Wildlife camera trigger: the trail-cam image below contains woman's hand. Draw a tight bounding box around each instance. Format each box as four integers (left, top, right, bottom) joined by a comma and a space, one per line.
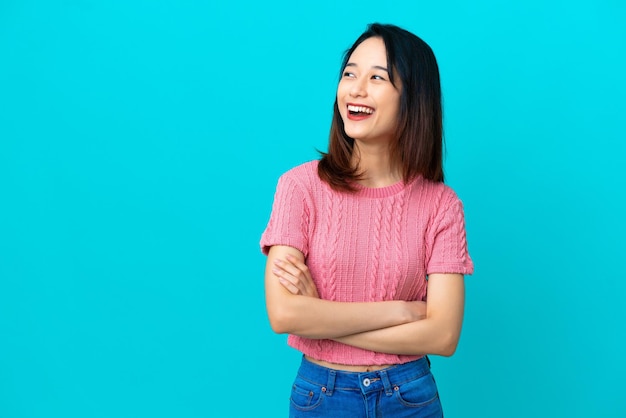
272, 254, 319, 298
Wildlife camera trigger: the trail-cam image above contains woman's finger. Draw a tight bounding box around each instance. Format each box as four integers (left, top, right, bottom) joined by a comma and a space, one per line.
273, 258, 302, 278
273, 257, 319, 298
278, 277, 301, 295
273, 267, 306, 295
274, 258, 310, 287
285, 254, 312, 277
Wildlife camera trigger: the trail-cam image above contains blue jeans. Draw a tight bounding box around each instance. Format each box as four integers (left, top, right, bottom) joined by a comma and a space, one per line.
289, 356, 443, 417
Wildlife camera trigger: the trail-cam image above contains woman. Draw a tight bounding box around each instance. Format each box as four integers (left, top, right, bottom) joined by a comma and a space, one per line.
260, 23, 473, 417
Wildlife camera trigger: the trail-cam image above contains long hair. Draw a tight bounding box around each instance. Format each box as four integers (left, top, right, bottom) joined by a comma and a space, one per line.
318, 23, 444, 191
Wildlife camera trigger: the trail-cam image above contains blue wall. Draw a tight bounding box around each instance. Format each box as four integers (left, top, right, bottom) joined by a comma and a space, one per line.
1, 1, 624, 417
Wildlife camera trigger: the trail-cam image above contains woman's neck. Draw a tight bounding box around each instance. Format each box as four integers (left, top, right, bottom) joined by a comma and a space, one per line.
351, 142, 401, 188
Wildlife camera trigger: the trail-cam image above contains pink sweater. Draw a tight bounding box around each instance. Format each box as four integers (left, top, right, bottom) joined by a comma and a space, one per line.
261, 160, 474, 365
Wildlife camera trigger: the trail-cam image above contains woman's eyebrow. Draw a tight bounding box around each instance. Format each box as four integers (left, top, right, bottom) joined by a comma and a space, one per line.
345, 62, 389, 73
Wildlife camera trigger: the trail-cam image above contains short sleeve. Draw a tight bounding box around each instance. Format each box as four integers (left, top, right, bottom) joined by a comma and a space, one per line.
260, 174, 310, 257
426, 190, 474, 275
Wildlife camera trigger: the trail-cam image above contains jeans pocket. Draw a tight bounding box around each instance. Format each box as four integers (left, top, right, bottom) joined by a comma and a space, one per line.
290, 376, 324, 411
393, 372, 440, 408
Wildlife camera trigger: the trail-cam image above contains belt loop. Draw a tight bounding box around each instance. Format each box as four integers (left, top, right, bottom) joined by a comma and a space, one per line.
325, 370, 336, 396
379, 370, 393, 396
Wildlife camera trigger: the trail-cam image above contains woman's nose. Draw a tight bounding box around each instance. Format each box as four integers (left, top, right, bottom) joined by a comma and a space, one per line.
349, 78, 367, 97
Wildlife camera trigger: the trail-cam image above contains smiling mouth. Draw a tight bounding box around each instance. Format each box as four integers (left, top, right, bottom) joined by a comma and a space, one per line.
348, 104, 374, 116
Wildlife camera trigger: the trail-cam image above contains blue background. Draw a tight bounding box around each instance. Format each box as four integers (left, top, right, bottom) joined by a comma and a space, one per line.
1, 1, 625, 417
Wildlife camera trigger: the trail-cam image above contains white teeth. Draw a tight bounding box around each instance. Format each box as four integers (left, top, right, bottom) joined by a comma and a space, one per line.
348, 105, 374, 114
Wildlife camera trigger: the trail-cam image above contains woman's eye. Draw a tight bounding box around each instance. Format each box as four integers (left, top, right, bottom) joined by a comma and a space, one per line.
343, 71, 355, 78
372, 74, 385, 81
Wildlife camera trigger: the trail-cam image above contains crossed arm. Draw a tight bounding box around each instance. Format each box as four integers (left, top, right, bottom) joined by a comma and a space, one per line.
264, 245, 465, 357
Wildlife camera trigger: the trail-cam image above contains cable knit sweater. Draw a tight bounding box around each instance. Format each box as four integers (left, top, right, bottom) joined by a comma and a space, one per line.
260, 160, 474, 366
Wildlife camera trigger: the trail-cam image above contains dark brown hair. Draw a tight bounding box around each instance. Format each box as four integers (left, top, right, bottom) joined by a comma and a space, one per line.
318, 23, 444, 191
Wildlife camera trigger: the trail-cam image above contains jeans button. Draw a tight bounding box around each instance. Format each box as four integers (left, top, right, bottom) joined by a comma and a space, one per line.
363, 378, 371, 387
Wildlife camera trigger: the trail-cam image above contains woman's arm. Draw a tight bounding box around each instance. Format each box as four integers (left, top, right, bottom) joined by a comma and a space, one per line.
334, 273, 465, 357
265, 245, 425, 339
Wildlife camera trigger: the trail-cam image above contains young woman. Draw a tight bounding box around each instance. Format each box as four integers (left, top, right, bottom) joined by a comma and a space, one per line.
260, 23, 474, 417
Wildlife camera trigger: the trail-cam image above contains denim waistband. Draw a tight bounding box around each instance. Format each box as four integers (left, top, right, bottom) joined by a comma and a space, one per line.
296, 356, 432, 396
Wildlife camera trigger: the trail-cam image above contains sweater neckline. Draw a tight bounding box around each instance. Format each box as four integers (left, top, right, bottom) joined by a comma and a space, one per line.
352, 177, 416, 198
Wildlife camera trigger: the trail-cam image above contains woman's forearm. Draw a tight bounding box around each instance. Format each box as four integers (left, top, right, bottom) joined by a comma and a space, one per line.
334, 273, 466, 357
268, 295, 423, 339
333, 317, 459, 357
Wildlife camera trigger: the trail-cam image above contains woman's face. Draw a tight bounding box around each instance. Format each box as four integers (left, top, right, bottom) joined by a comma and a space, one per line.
337, 37, 401, 145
